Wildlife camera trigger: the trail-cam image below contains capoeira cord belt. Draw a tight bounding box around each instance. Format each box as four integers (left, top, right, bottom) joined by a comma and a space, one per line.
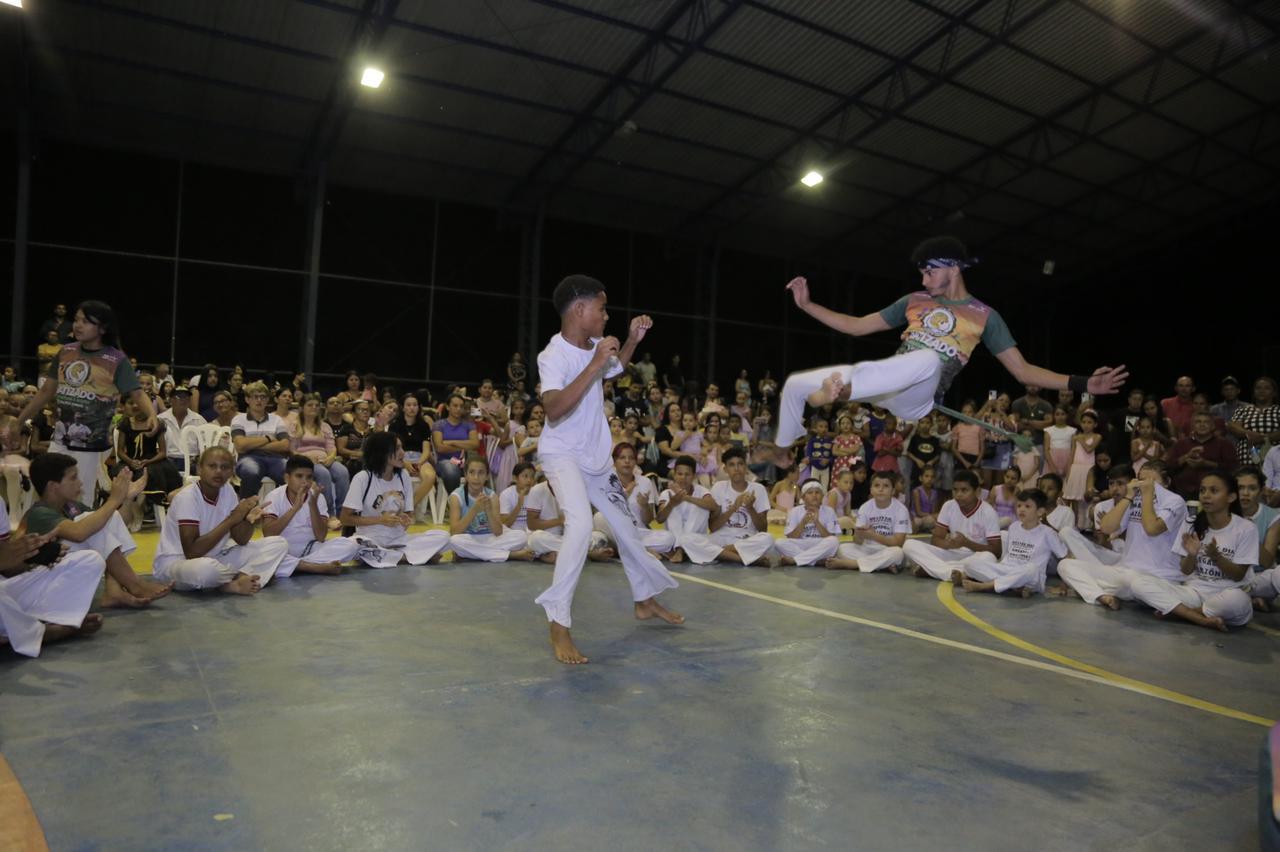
935, 404, 1034, 452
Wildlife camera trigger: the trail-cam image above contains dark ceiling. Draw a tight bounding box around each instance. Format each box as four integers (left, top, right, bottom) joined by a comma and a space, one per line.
4, 0, 1280, 280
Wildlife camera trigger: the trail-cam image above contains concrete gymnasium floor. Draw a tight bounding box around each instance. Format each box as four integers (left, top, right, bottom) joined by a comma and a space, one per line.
1, 525, 1276, 850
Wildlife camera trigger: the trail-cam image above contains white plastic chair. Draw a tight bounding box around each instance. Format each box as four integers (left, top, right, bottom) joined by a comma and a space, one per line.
179, 424, 233, 486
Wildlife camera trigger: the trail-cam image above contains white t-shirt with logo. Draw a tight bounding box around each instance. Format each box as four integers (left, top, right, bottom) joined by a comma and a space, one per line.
342, 470, 414, 548
1002, 522, 1069, 590
536, 333, 623, 475
524, 482, 563, 535
659, 485, 712, 536
499, 485, 531, 531
784, 505, 840, 538
262, 485, 329, 552
154, 482, 238, 571
1172, 514, 1258, 594
1118, 484, 1186, 582
856, 498, 913, 538
710, 480, 770, 535
935, 499, 1003, 549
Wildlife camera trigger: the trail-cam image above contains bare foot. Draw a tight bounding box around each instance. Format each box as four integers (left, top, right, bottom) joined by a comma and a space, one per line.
1047, 584, 1071, 597
1097, 594, 1120, 611
220, 573, 261, 595
806, 372, 847, 406
779, 556, 796, 566
134, 578, 174, 600
824, 557, 858, 570
635, 597, 684, 624
1253, 596, 1271, 613
589, 547, 616, 561
549, 622, 587, 664
509, 549, 536, 562
1019, 587, 1032, 598
1204, 615, 1228, 633
44, 613, 105, 643
539, 552, 557, 564
911, 565, 929, 578
886, 564, 900, 574
101, 576, 150, 609
950, 569, 964, 586
296, 560, 343, 575
669, 548, 684, 564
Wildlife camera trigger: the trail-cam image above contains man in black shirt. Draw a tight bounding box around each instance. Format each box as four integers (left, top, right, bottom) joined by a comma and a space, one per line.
38, 303, 73, 343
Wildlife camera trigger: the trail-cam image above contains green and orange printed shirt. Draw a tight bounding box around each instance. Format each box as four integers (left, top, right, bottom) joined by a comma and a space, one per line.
46, 343, 140, 452
879, 292, 1016, 399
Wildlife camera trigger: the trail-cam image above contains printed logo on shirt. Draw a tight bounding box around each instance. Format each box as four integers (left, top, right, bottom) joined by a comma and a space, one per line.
1195, 539, 1237, 581
605, 473, 635, 524
920, 307, 957, 337
372, 490, 406, 515
63, 359, 91, 387
1007, 536, 1038, 564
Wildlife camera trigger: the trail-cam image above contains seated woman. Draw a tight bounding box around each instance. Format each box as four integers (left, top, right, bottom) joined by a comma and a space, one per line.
336, 371, 363, 412
273, 388, 298, 433
151, 447, 288, 595
388, 393, 438, 514
447, 455, 531, 562
291, 393, 350, 525
336, 399, 373, 477
340, 432, 450, 568
591, 443, 675, 557
774, 479, 840, 567
432, 393, 479, 496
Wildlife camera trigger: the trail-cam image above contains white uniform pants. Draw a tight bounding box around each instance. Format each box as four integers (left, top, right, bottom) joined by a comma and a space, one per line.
710, 529, 776, 566
1249, 568, 1278, 601
449, 529, 529, 562
593, 511, 675, 554
535, 454, 678, 628
775, 535, 839, 566
673, 533, 725, 564
355, 530, 451, 568
154, 538, 288, 591
777, 350, 941, 446
835, 542, 906, 573
51, 444, 108, 507
1060, 527, 1124, 567
528, 529, 609, 556
0, 551, 106, 657
1055, 559, 1141, 605
277, 536, 360, 578
957, 552, 1042, 594
66, 510, 137, 560
903, 539, 976, 581
1129, 575, 1253, 626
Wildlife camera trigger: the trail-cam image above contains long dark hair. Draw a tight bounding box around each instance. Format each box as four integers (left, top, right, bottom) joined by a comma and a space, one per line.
76, 300, 121, 349
362, 431, 401, 477
1191, 469, 1243, 537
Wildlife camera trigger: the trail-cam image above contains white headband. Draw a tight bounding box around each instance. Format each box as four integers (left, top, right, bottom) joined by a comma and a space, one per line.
801, 481, 825, 496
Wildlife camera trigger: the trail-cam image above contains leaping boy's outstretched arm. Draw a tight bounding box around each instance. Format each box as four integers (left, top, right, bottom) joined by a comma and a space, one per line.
786, 277, 891, 337
994, 347, 1129, 397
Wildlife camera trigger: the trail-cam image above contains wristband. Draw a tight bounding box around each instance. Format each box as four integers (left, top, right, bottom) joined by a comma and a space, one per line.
1068, 374, 1089, 394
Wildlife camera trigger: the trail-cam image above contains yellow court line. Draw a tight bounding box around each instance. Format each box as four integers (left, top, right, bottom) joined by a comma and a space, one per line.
936, 583, 1274, 728
666, 570, 1272, 728
1249, 621, 1280, 638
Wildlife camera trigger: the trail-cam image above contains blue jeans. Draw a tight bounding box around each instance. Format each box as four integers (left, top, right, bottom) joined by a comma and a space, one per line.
435, 458, 463, 494
312, 461, 350, 515
237, 453, 287, 498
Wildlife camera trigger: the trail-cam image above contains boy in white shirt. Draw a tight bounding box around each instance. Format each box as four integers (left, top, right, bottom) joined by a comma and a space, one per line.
957, 488, 1068, 596
656, 455, 721, 564
774, 479, 840, 566
1058, 465, 1131, 569
825, 470, 910, 572
498, 462, 537, 533
708, 447, 776, 566
533, 276, 682, 664
903, 470, 1003, 581
260, 455, 358, 577
153, 447, 288, 595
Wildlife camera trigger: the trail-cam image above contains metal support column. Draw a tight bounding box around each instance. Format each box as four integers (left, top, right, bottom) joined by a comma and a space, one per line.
168, 161, 185, 365
425, 199, 439, 380
9, 110, 30, 367
706, 240, 720, 386
299, 169, 325, 381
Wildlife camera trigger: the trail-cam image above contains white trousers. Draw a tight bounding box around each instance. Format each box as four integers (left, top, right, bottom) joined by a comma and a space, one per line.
154, 538, 288, 591
592, 511, 676, 554
449, 529, 529, 562
51, 444, 107, 506
355, 530, 451, 568
775, 535, 839, 566
277, 536, 360, 578
0, 551, 106, 657
1055, 559, 1142, 605
535, 454, 678, 628
835, 542, 906, 573
777, 350, 941, 446
673, 533, 725, 564
957, 552, 1043, 593
1249, 568, 1278, 601
1129, 575, 1253, 626
1059, 527, 1124, 567
67, 510, 137, 560
710, 528, 776, 566
528, 528, 609, 556
903, 539, 977, 581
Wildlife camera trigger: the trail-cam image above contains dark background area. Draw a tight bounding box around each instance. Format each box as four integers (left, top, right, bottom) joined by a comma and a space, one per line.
2, 135, 1274, 407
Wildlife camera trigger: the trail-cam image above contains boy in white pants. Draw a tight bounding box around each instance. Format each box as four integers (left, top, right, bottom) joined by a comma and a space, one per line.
774, 479, 840, 566
1, 497, 106, 657
592, 442, 675, 557
1057, 465, 1131, 571
153, 447, 288, 595
525, 479, 613, 562
957, 488, 1068, 596
708, 447, 776, 566
825, 470, 910, 572
903, 470, 1002, 580
656, 455, 721, 564
533, 275, 682, 664
260, 455, 359, 577
448, 455, 532, 562
1054, 461, 1186, 610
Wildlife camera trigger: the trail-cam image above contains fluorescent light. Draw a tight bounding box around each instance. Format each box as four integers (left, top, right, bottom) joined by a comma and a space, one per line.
1, 0, 24, 8
360, 67, 385, 88
801, 170, 823, 187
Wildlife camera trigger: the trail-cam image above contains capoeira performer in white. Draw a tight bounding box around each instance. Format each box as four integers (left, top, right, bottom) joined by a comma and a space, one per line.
152, 447, 288, 595
1, 497, 106, 657
902, 470, 1003, 580
447, 455, 532, 562
768, 235, 1128, 465
655, 455, 721, 564
1128, 469, 1257, 631
709, 447, 776, 566
339, 432, 450, 568
825, 470, 910, 573
534, 275, 682, 664
774, 479, 840, 566
956, 488, 1068, 597
1052, 460, 1186, 610
259, 455, 359, 577
592, 442, 675, 558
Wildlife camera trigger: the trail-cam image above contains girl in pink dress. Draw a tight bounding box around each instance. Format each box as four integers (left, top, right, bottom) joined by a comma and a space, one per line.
987, 467, 1020, 529
1062, 409, 1102, 509
1043, 406, 1077, 478
1130, 416, 1163, 475
830, 414, 863, 477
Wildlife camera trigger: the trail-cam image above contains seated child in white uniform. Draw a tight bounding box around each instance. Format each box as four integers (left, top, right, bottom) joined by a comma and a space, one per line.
903, 469, 1002, 580
774, 478, 840, 566
524, 479, 612, 564
260, 455, 359, 577
826, 470, 911, 572
592, 442, 675, 557
1234, 466, 1280, 610
656, 455, 721, 564
1058, 465, 1131, 570
448, 455, 531, 562
499, 462, 537, 535
956, 487, 1068, 597
707, 447, 775, 566
340, 433, 450, 568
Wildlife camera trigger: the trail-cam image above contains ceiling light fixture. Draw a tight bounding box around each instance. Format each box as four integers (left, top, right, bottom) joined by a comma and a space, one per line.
1, 0, 25, 9
360, 67, 385, 88
801, 171, 824, 187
